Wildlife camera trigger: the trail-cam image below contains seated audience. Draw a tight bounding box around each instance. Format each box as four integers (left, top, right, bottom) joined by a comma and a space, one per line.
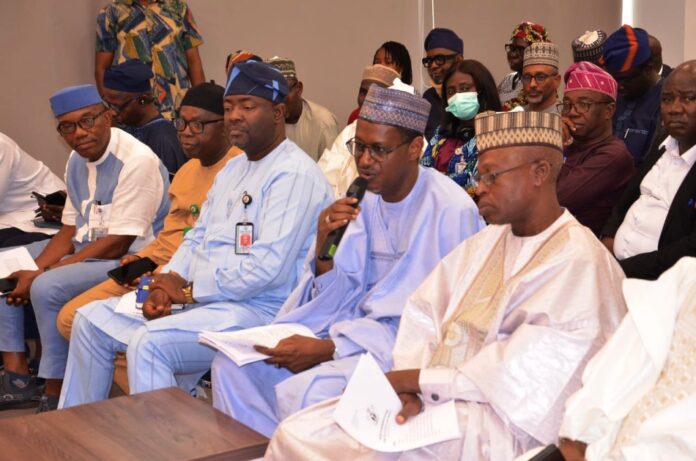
95, 0, 205, 119
602, 60, 696, 280
601, 25, 663, 166
56, 82, 238, 340
102, 59, 188, 176
0, 133, 65, 247
422, 28, 464, 140
318, 65, 400, 197
527, 257, 696, 461
266, 111, 627, 460
498, 21, 550, 111
266, 56, 340, 161
0, 84, 169, 411
557, 62, 635, 235
346, 41, 413, 125
58, 61, 333, 408
571, 30, 607, 65
211, 84, 484, 437
522, 42, 561, 113
420, 59, 502, 197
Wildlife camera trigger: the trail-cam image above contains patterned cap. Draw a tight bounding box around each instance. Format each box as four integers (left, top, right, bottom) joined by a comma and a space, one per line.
359, 85, 431, 134
510, 21, 549, 45
362, 65, 400, 87
225, 61, 289, 103
265, 56, 297, 79
50, 84, 103, 117
572, 30, 607, 64
600, 25, 651, 73
564, 61, 617, 101
475, 111, 563, 154
523, 42, 559, 69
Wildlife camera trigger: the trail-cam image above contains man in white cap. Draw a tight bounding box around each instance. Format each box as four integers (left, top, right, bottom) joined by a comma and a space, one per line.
210, 83, 484, 437
266, 111, 627, 460
522, 42, 562, 113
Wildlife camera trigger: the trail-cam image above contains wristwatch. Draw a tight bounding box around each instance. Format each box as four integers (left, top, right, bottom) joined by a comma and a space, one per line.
181, 281, 196, 304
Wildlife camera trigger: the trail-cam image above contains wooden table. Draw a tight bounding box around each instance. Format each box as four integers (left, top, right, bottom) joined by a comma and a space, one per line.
0, 387, 268, 461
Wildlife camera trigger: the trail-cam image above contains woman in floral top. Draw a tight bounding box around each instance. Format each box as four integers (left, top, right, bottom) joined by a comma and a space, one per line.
421, 60, 501, 198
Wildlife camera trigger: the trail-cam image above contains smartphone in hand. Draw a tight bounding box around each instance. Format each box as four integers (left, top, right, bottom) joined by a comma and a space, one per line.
107, 257, 158, 285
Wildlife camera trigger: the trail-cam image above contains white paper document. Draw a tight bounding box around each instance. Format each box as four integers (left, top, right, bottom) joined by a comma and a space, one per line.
114, 290, 143, 318
0, 247, 39, 278
198, 323, 318, 366
333, 353, 461, 453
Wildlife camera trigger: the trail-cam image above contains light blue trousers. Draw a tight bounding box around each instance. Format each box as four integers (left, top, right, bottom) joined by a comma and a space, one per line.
0, 240, 119, 379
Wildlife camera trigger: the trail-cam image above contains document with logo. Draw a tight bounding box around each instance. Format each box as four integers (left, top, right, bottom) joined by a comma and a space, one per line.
0, 247, 39, 278
333, 353, 461, 453
198, 323, 318, 366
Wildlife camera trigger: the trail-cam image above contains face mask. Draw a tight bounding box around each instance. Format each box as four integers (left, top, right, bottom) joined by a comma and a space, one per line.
445, 92, 480, 120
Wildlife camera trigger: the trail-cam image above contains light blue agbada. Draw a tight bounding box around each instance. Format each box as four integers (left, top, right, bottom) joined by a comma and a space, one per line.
59, 139, 333, 408
212, 166, 486, 437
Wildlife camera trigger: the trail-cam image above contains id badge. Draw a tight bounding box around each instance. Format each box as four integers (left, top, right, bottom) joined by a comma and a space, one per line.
135, 276, 153, 309
88, 203, 111, 241
235, 222, 254, 254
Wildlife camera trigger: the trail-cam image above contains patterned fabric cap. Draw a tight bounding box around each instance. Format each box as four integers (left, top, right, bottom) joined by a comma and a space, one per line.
510, 21, 549, 45
359, 85, 431, 134
523, 42, 559, 69
475, 111, 563, 153
225, 61, 288, 103
50, 84, 104, 117
266, 56, 297, 79
362, 65, 400, 87
572, 30, 607, 63
564, 61, 618, 101
600, 25, 651, 73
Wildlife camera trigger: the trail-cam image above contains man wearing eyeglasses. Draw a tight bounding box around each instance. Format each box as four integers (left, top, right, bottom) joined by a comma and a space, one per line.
102, 59, 187, 177
521, 42, 562, 114
422, 28, 464, 140
0, 84, 169, 412
55, 82, 239, 342
266, 111, 626, 461
600, 25, 663, 167
209, 83, 483, 438
59, 61, 334, 409
556, 62, 635, 236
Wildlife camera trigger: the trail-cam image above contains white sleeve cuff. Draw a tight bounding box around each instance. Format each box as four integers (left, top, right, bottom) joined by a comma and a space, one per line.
419, 367, 458, 404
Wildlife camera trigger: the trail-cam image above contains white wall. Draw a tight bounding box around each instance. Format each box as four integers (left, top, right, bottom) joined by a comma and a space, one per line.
632, 0, 685, 67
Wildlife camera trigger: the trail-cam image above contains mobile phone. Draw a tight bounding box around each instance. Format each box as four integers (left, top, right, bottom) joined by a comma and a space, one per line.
0, 278, 18, 295
107, 257, 158, 285
528, 445, 565, 461
31, 191, 47, 204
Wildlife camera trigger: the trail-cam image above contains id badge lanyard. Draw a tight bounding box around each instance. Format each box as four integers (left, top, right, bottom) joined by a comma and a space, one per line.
235, 191, 254, 255
89, 200, 109, 241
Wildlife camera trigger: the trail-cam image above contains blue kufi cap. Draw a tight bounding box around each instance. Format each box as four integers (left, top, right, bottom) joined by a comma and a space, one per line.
103, 59, 154, 93
50, 84, 104, 117
224, 61, 289, 103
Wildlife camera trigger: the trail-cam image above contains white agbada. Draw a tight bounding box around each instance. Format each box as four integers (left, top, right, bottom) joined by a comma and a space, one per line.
266, 210, 627, 460
549, 257, 696, 461
317, 121, 358, 198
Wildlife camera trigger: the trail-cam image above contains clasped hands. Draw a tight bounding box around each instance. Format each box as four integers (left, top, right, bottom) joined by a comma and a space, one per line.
141, 271, 187, 320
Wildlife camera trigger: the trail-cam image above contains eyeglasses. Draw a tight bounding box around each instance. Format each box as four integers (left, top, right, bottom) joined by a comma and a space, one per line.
520, 72, 558, 84
173, 118, 224, 134
422, 53, 458, 68
105, 95, 141, 113
473, 160, 539, 186
346, 138, 409, 162
504, 44, 527, 55
557, 100, 613, 115
56, 108, 109, 135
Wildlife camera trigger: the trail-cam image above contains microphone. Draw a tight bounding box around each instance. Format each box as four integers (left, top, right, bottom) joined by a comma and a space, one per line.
318, 177, 368, 261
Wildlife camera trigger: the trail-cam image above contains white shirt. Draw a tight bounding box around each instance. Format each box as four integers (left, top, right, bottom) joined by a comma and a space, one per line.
0, 132, 65, 232
614, 136, 696, 259
285, 99, 340, 162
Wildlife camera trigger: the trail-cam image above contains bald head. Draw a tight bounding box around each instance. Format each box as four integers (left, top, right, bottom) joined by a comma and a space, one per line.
648, 35, 663, 71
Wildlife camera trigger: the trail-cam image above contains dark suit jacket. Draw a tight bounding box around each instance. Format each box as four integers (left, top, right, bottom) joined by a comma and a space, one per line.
602, 129, 696, 279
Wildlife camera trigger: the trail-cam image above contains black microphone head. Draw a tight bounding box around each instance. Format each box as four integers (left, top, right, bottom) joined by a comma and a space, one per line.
346, 177, 368, 201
